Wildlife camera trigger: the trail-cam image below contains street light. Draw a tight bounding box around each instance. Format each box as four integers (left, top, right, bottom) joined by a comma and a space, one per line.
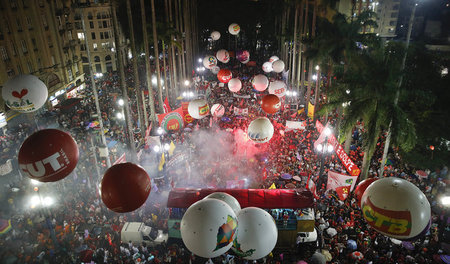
157, 127, 164, 135
116, 112, 124, 119
316, 127, 334, 188
153, 145, 161, 153
117, 98, 124, 106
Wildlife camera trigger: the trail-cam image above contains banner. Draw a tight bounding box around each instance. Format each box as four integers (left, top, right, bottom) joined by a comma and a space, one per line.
326, 171, 358, 200
113, 153, 126, 165
233, 107, 248, 116
158, 153, 165, 171
307, 102, 315, 119
226, 179, 246, 189
168, 141, 176, 156
314, 122, 330, 150
163, 97, 171, 113
166, 152, 187, 169
306, 175, 318, 199
285, 120, 306, 131
181, 102, 194, 126
157, 107, 184, 132
316, 120, 361, 176
233, 94, 251, 99
0, 159, 13, 176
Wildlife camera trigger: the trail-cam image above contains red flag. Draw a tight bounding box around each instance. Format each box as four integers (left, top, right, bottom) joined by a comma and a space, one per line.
306, 175, 318, 199
113, 153, 126, 165
163, 97, 171, 113
326, 171, 358, 201
262, 167, 268, 181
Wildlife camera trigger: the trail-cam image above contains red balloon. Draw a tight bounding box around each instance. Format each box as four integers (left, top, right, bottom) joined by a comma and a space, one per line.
18, 129, 79, 182
101, 162, 151, 213
217, 69, 232, 83
354, 178, 379, 207
261, 94, 281, 114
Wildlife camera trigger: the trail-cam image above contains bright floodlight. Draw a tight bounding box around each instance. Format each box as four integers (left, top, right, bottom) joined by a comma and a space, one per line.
157, 127, 164, 135
286, 91, 291, 96
324, 127, 332, 136
184, 80, 190, 86
152, 76, 157, 85
198, 58, 202, 63
182, 92, 187, 97
346, 89, 350, 94
30, 179, 41, 186
189, 92, 194, 97
316, 144, 323, 152
42, 197, 54, 207
315, 65, 320, 71
164, 143, 170, 151
117, 99, 124, 106
312, 74, 317, 81
116, 112, 124, 119
153, 145, 161, 153
292, 91, 298, 97
30, 195, 40, 208
441, 196, 450, 206
327, 144, 334, 153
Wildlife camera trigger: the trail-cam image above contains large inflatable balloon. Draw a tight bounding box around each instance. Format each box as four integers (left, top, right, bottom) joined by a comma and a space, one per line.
269, 56, 279, 63
18, 129, 79, 182
268, 81, 287, 97
247, 117, 274, 143
272, 60, 285, 73
232, 207, 277, 260
211, 31, 221, 41
204, 192, 241, 215
2, 74, 48, 113
361, 177, 431, 240
251, 75, 269, 92
262, 62, 273, 73
354, 178, 379, 207
261, 94, 281, 114
188, 99, 210, 119
236, 50, 250, 63
203, 56, 217, 69
228, 23, 240, 35
216, 49, 230, 63
228, 78, 242, 93
217, 69, 232, 83
181, 199, 238, 258
211, 66, 220, 75
101, 162, 151, 213
210, 103, 225, 118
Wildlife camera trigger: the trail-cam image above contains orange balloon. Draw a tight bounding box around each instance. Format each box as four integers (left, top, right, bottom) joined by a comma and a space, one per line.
217, 69, 232, 83
261, 94, 281, 114
101, 163, 151, 213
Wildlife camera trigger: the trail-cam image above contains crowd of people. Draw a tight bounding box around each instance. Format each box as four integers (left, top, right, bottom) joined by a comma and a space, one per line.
0, 60, 449, 264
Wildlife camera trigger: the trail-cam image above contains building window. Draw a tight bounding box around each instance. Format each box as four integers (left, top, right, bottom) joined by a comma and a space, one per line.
48, 36, 52, 47
67, 30, 72, 40
37, 58, 42, 69
51, 55, 55, 65
7, 69, 15, 77
26, 16, 32, 29
98, 21, 103, 28
105, 55, 111, 61
27, 60, 33, 73
16, 18, 22, 31
103, 21, 107, 28
38, 0, 44, 7
90, 21, 94, 29
75, 22, 81, 29
80, 44, 86, 51
68, 68, 73, 81
94, 56, 100, 62
82, 56, 88, 63
17, 64, 22, 74
74, 62, 79, 73
31, 38, 37, 50
41, 14, 48, 28
77, 32, 85, 40
91, 32, 96, 39
10, 0, 18, 9
105, 31, 109, 39
20, 40, 27, 53
93, 43, 98, 51
0, 46, 9, 61
389, 20, 396, 26
97, 12, 101, 19
10, 41, 17, 55
393, 4, 399, 10
391, 12, 398, 18
95, 64, 101, 73
88, 12, 93, 19
100, 32, 104, 39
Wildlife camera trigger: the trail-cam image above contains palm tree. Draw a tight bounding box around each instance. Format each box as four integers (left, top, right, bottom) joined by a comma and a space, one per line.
151, 0, 164, 113
320, 44, 416, 179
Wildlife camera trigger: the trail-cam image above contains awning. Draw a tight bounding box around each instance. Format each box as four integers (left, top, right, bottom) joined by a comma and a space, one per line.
167, 188, 314, 209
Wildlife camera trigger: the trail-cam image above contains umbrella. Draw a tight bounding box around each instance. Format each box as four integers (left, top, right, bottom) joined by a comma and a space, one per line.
0, 219, 12, 235
293, 176, 301, 181
221, 116, 231, 122
326, 227, 337, 237
350, 251, 364, 260
281, 173, 292, 180
183, 127, 192, 132
416, 170, 428, 178
402, 241, 415, 250
310, 252, 326, 264
321, 249, 332, 262
441, 255, 450, 264
285, 183, 296, 189
347, 239, 357, 250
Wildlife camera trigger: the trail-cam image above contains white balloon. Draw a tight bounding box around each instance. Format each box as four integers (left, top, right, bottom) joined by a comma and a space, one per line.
228, 78, 242, 93
188, 99, 210, 119
228, 23, 240, 35
211, 66, 220, 75
203, 56, 217, 69
251, 75, 269, 92
247, 117, 274, 144
181, 199, 238, 259
210, 103, 225, 118
262, 62, 273, 73
361, 177, 431, 240
268, 81, 287, 98
211, 31, 221, 41
269, 56, 279, 63
216, 49, 230, 63
232, 207, 278, 260
272, 60, 285, 73
204, 192, 241, 215
2, 74, 48, 113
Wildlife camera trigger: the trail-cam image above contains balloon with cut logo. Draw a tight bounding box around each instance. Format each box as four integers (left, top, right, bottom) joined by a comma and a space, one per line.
203, 56, 218, 70
269, 56, 279, 63
101, 162, 151, 213
361, 177, 431, 240
261, 94, 281, 114
18, 129, 79, 182
210, 103, 225, 118
228, 78, 242, 93
272, 60, 285, 73
232, 207, 278, 260
216, 49, 230, 63
262, 62, 273, 73
217, 69, 232, 83
354, 178, 379, 207
228, 23, 240, 35
204, 192, 241, 214
247, 117, 274, 144
2, 74, 48, 113
188, 99, 210, 119
211, 31, 221, 41
181, 198, 238, 258
251, 74, 269, 92
268, 81, 287, 97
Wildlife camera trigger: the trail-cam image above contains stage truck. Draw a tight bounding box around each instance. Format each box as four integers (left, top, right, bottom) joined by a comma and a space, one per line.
166, 188, 316, 248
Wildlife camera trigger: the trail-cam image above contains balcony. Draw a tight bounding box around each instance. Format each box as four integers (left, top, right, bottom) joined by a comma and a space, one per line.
66, 23, 73, 30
